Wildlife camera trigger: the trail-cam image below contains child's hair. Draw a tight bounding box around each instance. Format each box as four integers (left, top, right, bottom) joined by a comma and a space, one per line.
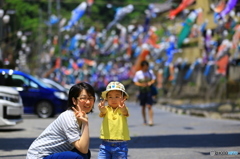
67, 82, 95, 112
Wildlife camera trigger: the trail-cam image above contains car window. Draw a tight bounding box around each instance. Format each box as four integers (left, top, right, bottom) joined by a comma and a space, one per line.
29, 80, 38, 89
12, 75, 26, 87
0, 73, 8, 86
0, 74, 26, 87
12, 75, 39, 89
0, 70, 45, 89
0, 74, 5, 85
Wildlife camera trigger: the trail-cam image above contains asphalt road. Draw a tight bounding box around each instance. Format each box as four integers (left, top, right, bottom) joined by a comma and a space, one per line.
0, 101, 240, 159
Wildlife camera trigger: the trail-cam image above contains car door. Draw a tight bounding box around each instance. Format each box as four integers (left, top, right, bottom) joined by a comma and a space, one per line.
11, 74, 41, 114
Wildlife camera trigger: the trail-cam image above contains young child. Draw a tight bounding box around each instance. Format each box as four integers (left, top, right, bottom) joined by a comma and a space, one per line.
98, 81, 130, 159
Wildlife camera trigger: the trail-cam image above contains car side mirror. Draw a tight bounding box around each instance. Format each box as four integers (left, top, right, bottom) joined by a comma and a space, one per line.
22, 84, 29, 90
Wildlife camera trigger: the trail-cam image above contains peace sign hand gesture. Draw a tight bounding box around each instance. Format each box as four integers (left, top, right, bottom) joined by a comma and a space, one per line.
118, 99, 128, 116
98, 98, 107, 114
118, 98, 126, 109
72, 105, 88, 125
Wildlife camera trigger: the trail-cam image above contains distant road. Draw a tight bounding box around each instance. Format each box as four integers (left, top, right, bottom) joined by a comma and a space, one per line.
0, 101, 240, 159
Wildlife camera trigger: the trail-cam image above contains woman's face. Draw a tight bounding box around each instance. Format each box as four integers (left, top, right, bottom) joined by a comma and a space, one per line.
142, 64, 149, 72
73, 89, 94, 113
107, 90, 125, 109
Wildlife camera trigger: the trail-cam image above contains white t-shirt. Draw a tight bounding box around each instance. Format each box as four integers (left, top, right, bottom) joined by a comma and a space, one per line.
133, 69, 156, 83
133, 69, 156, 93
26, 109, 81, 159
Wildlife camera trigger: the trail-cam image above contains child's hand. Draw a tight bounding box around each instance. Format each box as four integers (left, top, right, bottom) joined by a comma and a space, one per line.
118, 98, 126, 109
72, 105, 88, 124
98, 99, 106, 112
119, 99, 128, 116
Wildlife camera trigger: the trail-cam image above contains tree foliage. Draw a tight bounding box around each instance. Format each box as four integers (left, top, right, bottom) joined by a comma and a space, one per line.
3, 0, 153, 37
2, 0, 165, 71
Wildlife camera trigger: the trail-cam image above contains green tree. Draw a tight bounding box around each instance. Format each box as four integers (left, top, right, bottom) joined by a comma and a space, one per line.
2, 0, 164, 72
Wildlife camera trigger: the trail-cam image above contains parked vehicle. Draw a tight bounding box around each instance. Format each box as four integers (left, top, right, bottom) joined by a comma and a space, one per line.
39, 78, 69, 95
0, 86, 23, 126
0, 69, 68, 118
40, 78, 100, 101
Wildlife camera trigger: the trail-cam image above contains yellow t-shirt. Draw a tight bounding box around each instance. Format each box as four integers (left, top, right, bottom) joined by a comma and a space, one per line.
99, 106, 130, 140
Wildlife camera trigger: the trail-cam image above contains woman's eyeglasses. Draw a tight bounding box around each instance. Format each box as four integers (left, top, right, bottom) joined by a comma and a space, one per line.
77, 97, 94, 102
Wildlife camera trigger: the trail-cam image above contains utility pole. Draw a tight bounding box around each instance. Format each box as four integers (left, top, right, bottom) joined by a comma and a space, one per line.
48, 0, 52, 42
57, 0, 61, 56
0, 0, 3, 64
37, 8, 44, 75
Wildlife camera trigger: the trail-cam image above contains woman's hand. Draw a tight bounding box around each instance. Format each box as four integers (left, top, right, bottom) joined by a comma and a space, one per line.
72, 105, 88, 124
141, 82, 148, 87
147, 81, 152, 86
72, 105, 89, 154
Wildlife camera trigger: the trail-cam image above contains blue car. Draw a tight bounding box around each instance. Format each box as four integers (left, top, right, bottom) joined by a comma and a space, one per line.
0, 69, 68, 118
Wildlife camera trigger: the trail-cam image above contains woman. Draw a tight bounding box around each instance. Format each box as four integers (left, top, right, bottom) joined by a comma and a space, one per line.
133, 60, 156, 126
26, 82, 95, 159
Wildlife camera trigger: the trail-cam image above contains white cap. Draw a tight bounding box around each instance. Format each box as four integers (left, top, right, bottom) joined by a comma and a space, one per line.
101, 81, 129, 99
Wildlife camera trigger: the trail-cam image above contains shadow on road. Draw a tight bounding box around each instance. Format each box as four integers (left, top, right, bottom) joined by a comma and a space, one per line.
0, 154, 26, 158
90, 133, 240, 149
0, 133, 239, 153
0, 128, 25, 132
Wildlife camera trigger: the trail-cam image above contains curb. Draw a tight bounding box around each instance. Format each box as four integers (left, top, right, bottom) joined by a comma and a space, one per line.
158, 104, 240, 121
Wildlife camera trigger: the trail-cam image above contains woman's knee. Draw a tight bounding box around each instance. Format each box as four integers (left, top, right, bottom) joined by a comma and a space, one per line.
146, 105, 152, 109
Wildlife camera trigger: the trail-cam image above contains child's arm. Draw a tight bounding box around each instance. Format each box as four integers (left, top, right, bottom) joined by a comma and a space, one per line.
98, 99, 107, 117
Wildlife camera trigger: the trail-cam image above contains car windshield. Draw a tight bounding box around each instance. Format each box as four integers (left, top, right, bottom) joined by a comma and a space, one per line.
37, 78, 66, 91
26, 75, 50, 88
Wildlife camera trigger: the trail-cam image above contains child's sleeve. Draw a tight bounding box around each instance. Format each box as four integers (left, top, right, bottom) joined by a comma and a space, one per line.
99, 107, 107, 117
99, 112, 106, 117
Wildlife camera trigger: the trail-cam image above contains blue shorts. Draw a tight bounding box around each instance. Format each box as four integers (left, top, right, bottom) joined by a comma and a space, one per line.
43, 148, 90, 159
139, 92, 153, 106
98, 140, 128, 159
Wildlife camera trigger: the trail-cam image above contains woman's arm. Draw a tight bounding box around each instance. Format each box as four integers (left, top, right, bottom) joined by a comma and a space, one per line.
148, 70, 156, 86
134, 81, 148, 87
147, 79, 155, 86
72, 122, 89, 154
72, 108, 90, 154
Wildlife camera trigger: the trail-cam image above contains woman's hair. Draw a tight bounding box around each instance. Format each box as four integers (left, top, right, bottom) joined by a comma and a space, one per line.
140, 60, 149, 67
67, 82, 95, 113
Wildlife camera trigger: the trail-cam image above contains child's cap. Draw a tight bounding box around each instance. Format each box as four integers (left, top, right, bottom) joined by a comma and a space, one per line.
101, 81, 129, 99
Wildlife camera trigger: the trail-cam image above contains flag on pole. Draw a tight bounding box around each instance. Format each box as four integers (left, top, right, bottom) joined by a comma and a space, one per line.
177, 9, 201, 48
168, 0, 195, 20
45, 15, 59, 26
219, 0, 238, 19
106, 4, 134, 30
61, 2, 87, 31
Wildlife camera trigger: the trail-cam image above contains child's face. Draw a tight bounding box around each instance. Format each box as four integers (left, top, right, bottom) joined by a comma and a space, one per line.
107, 90, 125, 108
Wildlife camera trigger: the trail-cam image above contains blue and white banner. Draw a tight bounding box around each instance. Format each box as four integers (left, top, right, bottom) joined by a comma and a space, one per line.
61, 2, 87, 31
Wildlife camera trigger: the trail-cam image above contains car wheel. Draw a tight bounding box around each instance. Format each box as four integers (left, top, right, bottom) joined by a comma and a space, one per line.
36, 101, 53, 118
